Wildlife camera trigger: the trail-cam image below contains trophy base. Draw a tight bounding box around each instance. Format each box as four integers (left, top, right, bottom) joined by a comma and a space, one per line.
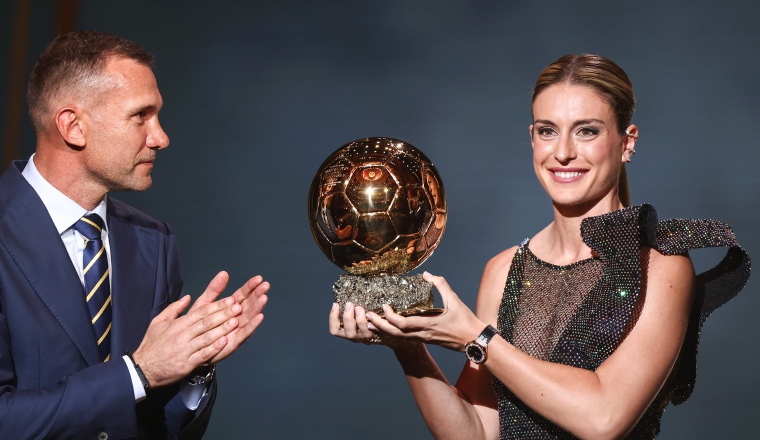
333, 273, 442, 316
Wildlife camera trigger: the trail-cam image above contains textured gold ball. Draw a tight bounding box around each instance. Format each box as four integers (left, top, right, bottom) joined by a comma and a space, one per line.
308, 137, 447, 275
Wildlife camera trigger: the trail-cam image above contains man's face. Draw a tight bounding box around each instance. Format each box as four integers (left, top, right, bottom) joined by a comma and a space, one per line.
79, 57, 169, 193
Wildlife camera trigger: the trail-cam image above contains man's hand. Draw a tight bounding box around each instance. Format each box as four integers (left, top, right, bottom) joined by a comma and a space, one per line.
191, 272, 270, 364
131, 271, 269, 387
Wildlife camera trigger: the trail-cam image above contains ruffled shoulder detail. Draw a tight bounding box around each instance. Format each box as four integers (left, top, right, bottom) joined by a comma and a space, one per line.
580, 204, 751, 404
655, 217, 751, 403
656, 217, 750, 321
548, 204, 658, 369
580, 204, 658, 254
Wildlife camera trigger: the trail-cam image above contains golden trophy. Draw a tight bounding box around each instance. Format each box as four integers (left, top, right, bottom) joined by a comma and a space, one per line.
308, 137, 447, 316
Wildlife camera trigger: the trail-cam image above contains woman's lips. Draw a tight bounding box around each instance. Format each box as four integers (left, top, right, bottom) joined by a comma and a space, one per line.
549, 168, 587, 183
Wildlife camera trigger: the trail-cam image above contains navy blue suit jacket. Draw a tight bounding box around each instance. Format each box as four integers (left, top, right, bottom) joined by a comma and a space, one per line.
0, 161, 215, 439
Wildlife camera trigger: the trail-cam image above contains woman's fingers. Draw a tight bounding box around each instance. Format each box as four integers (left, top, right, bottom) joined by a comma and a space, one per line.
383, 304, 431, 331
423, 271, 454, 295
327, 274, 482, 352
353, 306, 375, 340
381, 303, 407, 328
342, 302, 359, 338
422, 271, 454, 310
328, 302, 383, 345
366, 310, 403, 336
328, 302, 343, 337
331, 300, 455, 347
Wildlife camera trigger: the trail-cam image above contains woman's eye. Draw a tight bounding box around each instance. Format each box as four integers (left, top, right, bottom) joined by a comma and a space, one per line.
577, 127, 599, 137
536, 127, 556, 137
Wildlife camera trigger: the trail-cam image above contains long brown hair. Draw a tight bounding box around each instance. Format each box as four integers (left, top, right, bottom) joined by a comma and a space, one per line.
532, 54, 636, 207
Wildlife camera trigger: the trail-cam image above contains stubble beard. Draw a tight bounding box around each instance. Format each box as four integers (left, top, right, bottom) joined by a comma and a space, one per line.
120, 153, 157, 192
98, 163, 154, 193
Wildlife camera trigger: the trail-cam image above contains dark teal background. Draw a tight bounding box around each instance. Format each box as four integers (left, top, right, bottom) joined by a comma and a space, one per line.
1, 1, 758, 438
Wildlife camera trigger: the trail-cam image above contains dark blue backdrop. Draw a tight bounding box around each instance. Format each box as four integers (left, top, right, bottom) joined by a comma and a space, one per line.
1, 1, 758, 438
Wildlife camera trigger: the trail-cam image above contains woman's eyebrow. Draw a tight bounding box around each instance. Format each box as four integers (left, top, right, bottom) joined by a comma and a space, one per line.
532, 119, 555, 125
572, 118, 606, 126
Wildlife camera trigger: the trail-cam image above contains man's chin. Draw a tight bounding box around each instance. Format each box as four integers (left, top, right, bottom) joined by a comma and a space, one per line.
132, 180, 153, 192
112, 178, 153, 193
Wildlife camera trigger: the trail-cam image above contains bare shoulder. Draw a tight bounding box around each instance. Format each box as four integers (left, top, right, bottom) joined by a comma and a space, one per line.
476, 245, 520, 324
644, 247, 695, 285
641, 247, 695, 309
485, 246, 519, 274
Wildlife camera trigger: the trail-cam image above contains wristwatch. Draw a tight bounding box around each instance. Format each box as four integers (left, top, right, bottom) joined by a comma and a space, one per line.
465, 325, 498, 364
187, 364, 216, 386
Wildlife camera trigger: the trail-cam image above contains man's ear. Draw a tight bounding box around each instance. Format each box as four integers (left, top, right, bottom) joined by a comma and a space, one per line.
54, 107, 86, 147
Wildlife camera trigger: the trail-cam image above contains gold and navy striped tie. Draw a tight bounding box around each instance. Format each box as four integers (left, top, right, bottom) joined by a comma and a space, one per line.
74, 214, 112, 363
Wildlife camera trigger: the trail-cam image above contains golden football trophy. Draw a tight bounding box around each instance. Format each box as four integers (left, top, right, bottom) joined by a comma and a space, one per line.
308, 137, 447, 315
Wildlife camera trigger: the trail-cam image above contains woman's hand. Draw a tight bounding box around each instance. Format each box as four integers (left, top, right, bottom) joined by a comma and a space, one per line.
328, 271, 502, 440
329, 301, 414, 349
363, 272, 486, 352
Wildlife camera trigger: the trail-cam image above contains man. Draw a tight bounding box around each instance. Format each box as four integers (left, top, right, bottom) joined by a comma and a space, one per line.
0, 31, 270, 438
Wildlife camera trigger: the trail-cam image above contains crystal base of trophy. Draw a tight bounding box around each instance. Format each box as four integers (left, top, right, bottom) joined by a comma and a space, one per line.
333, 273, 443, 316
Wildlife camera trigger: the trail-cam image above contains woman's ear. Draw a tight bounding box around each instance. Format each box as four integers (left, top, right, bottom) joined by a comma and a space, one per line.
622, 125, 638, 163
529, 125, 534, 150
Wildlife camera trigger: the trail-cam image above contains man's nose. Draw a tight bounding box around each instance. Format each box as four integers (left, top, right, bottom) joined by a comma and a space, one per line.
148, 121, 169, 149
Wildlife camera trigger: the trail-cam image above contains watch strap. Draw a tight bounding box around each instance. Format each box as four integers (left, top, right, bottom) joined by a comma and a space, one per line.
124, 351, 151, 391
475, 324, 498, 346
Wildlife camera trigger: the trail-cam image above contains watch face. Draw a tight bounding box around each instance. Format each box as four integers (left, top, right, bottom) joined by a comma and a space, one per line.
466, 343, 485, 363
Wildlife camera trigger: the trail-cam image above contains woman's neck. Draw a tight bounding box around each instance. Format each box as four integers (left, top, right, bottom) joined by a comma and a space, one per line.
530, 195, 624, 266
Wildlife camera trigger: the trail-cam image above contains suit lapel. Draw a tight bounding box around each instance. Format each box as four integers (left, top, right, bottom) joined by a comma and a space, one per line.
108, 205, 158, 356
0, 163, 160, 363
0, 177, 102, 366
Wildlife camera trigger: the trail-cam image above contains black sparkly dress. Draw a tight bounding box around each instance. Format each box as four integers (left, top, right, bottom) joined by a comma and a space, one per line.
494, 204, 750, 439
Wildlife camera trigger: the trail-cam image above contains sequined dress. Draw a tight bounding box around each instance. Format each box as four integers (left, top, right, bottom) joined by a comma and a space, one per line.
494, 204, 750, 439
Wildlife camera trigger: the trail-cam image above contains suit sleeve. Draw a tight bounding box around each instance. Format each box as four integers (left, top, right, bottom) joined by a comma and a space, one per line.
0, 316, 139, 439
0, 218, 215, 439
155, 226, 216, 440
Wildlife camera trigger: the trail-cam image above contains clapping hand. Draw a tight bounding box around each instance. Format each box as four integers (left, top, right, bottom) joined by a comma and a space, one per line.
133, 271, 269, 387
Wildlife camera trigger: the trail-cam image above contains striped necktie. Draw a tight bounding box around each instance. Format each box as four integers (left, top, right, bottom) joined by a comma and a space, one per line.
74, 214, 112, 362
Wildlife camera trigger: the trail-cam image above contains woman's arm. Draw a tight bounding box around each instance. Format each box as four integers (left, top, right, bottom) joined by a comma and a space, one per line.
327, 247, 518, 440
396, 247, 518, 440
482, 248, 694, 438
329, 304, 490, 440
372, 248, 694, 439
450, 246, 520, 439
392, 342, 491, 440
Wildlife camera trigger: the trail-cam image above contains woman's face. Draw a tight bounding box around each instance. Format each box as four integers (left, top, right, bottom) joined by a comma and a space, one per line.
530, 83, 635, 210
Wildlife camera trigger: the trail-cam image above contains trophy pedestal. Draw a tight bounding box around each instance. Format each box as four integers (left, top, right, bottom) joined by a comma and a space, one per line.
333, 273, 442, 316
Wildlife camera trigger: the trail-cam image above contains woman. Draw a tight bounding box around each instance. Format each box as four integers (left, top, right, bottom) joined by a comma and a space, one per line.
329, 54, 750, 439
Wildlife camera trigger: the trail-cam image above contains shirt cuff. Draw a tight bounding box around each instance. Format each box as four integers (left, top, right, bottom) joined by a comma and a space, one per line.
122, 355, 147, 402
179, 379, 211, 410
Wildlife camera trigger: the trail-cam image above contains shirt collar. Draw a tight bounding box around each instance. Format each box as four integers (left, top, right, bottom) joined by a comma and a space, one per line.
21, 153, 108, 235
